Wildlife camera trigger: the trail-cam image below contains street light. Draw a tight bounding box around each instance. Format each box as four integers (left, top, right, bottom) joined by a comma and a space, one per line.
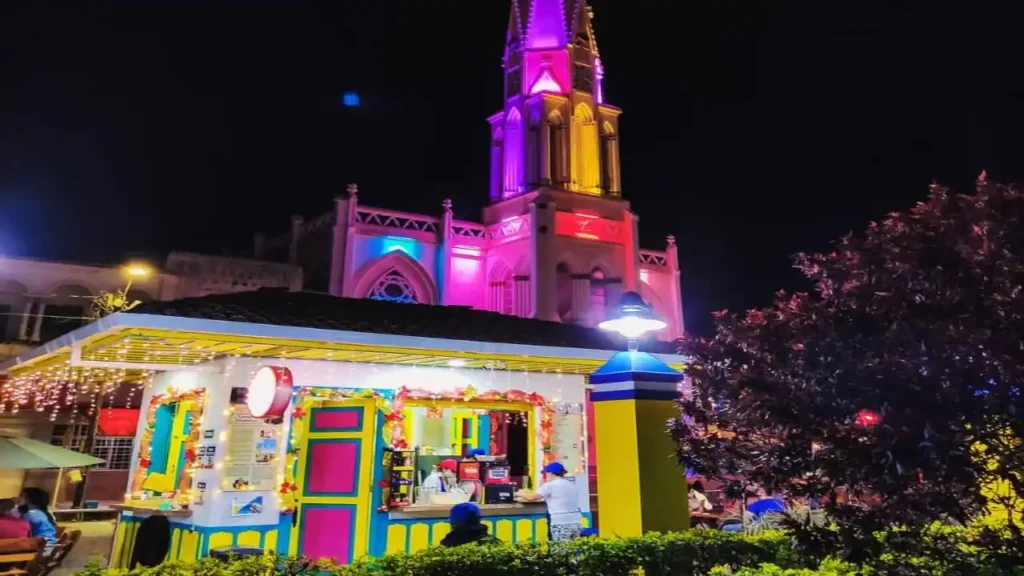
91, 262, 153, 317
598, 291, 667, 348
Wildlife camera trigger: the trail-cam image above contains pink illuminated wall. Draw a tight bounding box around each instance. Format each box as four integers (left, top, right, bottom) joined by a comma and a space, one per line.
524, 51, 570, 96
524, 0, 566, 50
446, 249, 487, 309
554, 211, 624, 244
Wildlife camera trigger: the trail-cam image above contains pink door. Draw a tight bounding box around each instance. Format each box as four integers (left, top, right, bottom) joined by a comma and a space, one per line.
292, 401, 374, 564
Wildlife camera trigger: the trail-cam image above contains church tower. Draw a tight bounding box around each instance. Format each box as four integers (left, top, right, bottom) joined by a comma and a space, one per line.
482, 0, 680, 333
488, 0, 621, 201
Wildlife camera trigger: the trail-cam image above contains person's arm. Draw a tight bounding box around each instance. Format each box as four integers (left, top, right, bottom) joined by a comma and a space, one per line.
517, 483, 549, 502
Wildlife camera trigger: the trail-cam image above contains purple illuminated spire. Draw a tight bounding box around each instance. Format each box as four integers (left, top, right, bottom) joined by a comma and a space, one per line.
525, 0, 567, 49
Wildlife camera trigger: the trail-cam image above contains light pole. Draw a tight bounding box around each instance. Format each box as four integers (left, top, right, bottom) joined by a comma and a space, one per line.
75, 263, 152, 507
91, 263, 152, 318
590, 292, 689, 536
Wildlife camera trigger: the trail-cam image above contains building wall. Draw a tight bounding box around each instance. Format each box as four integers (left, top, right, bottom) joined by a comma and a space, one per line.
275, 190, 683, 341
0, 254, 302, 361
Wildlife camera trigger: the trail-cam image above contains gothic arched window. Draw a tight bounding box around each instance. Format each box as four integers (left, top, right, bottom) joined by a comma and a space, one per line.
503, 108, 522, 198
571, 103, 600, 194
590, 269, 607, 324
369, 269, 418, 303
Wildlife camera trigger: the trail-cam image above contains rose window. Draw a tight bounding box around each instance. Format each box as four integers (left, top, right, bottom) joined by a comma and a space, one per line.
369, 269, 418, 303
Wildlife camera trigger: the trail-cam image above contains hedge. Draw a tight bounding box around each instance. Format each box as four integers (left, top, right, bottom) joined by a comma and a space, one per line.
75, 531, 799, 576
74, 528, 1022, 576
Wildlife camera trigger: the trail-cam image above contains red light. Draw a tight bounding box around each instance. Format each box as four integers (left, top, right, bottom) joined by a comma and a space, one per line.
855, 409, 880, 428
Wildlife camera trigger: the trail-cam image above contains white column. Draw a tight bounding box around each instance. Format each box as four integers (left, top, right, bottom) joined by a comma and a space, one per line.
440, 199, 454, 306
342, 185, 360, 297
490, 140, 502, 201
17, 300, 33, 340
571, 274, 591, 326
329, 194, 350, 297
540, 123, 551, 185
31, 302, 45, 341
666, 235, 684, 338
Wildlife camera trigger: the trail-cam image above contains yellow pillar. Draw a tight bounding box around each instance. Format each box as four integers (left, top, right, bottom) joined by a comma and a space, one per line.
592, 350, 689, 537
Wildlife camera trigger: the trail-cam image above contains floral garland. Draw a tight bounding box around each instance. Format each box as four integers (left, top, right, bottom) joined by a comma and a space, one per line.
131, 387, 206, 502
276, 385, 556, 515
388, 386, 555, 465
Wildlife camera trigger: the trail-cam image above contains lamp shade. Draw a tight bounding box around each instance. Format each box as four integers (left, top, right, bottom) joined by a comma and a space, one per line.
598, 291, 667, 339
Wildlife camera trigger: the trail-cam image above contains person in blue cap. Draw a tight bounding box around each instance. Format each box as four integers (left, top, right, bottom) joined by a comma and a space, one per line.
516, 461, 582, 541
439, 502, 500, 547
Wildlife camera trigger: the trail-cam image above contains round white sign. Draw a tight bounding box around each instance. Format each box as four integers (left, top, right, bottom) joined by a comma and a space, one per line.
247, 366, 293, 418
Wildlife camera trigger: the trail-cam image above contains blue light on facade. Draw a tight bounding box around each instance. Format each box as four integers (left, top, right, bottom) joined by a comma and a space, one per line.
342, 92, 361, 107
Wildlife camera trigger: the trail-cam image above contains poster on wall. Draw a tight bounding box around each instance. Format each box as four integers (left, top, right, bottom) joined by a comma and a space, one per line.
231, 495, 264, 516
551, 403, 585, 474
221, 406, 281, 491
197, 445, 216, 470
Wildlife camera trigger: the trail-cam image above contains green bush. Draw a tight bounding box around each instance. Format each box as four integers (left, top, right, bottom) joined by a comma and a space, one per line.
73, 527, 1022, 576
75, 531, 801, 576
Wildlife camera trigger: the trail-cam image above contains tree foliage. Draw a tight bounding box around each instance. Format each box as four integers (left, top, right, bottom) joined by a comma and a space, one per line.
674, 177, 1024, 561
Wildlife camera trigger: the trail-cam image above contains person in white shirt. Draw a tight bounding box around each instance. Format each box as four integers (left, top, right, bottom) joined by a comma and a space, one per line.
516, 462, 581, 541
689, 481, 713, 513
421, 459, 458, 493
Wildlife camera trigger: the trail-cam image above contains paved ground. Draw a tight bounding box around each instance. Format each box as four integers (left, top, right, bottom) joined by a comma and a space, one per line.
53, 521, 115, 576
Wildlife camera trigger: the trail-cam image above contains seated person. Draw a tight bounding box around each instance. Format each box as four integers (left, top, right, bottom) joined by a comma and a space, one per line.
439, 503, 500, 547
746, 490, 786, 520
689, 481, 713, 513
17, 488, 58, 545
0, 498, 30, 539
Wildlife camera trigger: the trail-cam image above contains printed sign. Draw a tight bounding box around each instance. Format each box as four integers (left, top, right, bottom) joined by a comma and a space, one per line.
551, 403, 585, 474
231, 495, 264, 517
197, 445, 216, 470
195, 482, 207, 506
221, 406, 282, 491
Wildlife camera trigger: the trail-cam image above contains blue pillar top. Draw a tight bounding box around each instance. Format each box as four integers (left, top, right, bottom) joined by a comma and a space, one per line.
590, 351, 682, 401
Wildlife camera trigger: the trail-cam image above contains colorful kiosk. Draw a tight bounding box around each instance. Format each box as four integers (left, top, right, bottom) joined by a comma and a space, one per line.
0, 292, 685, 566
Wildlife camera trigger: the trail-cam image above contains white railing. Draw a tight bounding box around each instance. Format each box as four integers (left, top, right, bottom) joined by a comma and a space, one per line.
639, 250, 668, 267
488, 214, 531, 242
355, 207, 440, 234
451, 221, 487, 239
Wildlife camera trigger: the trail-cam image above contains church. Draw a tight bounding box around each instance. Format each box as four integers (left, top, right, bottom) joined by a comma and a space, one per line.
255, 0, 684, 340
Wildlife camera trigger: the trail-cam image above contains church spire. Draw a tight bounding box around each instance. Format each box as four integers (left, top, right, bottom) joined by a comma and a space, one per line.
491, 0, 621, 202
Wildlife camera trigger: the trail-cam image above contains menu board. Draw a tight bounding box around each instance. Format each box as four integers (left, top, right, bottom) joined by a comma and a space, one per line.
221, 407, 281, 491
551, 403, 585, 474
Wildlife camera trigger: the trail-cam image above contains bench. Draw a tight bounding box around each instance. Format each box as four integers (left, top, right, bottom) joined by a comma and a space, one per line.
0, 537, 44, 576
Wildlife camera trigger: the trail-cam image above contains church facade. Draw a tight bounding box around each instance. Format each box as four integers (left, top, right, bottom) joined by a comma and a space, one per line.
258, 0, 684, 340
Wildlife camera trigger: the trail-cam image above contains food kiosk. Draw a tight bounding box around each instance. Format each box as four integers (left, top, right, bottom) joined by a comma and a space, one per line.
109, 357, 592, 566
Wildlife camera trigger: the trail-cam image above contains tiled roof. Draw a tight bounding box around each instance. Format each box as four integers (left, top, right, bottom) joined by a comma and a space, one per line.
133, 289, 679, 354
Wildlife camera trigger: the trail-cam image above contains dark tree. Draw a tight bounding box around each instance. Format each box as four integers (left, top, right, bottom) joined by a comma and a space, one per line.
674, 176, 1024, 560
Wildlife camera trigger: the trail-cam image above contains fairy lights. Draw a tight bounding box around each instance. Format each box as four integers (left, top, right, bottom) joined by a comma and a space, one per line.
0, 360, 152, 415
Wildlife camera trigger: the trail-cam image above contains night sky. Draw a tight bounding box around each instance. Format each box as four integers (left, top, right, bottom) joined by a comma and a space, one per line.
2, 2, 1022, 335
